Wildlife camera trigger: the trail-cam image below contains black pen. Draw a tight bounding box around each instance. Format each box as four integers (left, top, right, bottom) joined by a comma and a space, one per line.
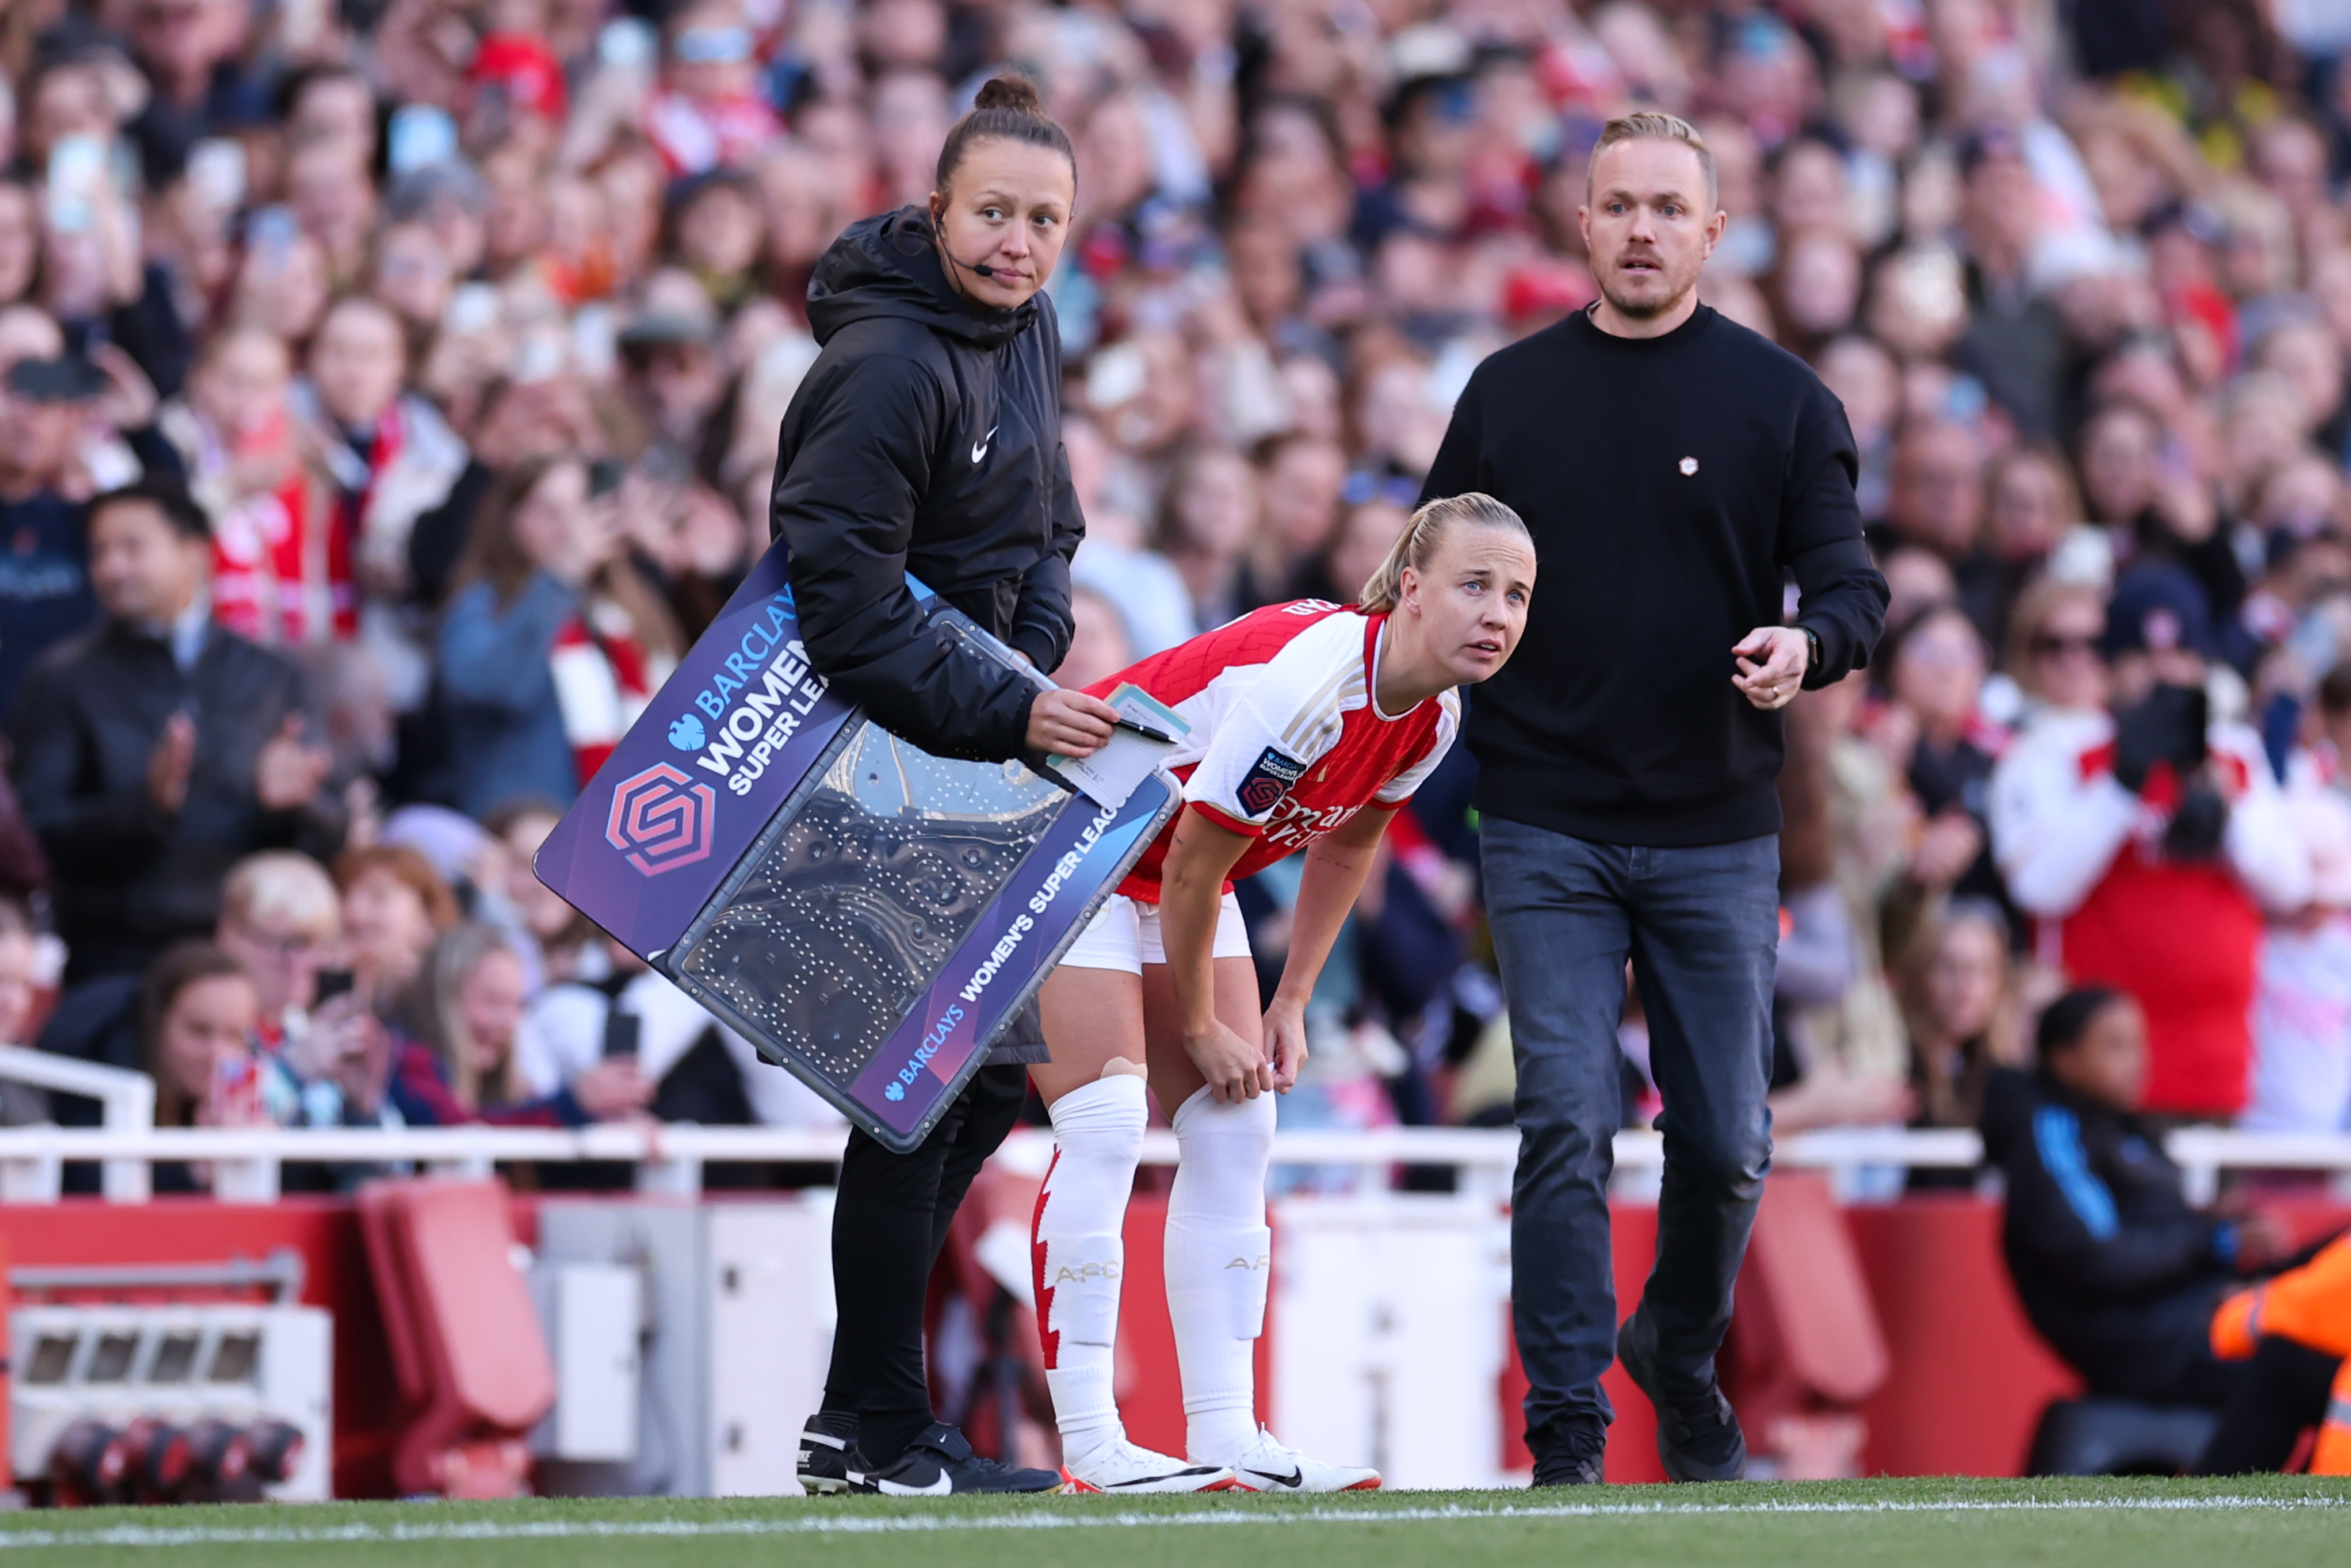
1113, 717, 1178, 744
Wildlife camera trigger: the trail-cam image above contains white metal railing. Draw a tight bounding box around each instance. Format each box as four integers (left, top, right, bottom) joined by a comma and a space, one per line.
0, 1121, 2343, 1206
0, 1046, 157, 1203
2164, 1126, 2351, 1204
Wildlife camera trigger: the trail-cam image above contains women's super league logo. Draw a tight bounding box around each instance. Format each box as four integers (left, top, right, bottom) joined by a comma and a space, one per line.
604, 761, 719, 877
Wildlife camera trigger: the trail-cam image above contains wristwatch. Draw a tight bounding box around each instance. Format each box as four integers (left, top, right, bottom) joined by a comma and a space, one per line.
1800, 627, 1821, 682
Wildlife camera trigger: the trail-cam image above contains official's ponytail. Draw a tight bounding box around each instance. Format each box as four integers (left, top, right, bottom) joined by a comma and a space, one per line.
1358, 491, 1529, 614
935, 72, 1075, 198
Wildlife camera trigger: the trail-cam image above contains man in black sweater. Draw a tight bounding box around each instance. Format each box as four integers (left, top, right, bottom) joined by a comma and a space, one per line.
1419, 113, 1887, 1486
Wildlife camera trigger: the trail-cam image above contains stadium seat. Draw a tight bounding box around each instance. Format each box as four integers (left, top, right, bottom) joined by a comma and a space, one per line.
1718, 1172, 1892, 1477
2024, 1398, 2217, 1477
358, 1178, 555, 1497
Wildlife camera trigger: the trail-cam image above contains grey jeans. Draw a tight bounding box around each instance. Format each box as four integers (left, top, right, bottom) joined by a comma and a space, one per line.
1481, 817, 1779, 1446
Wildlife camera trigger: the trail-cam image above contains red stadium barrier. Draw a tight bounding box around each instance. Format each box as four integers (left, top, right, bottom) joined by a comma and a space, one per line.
1846, 1197, 2081, 1477
5, 1191, 2343, 1494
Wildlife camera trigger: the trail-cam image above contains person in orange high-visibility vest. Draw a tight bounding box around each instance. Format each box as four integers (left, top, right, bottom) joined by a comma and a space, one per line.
2198, 1233, 2351, 1474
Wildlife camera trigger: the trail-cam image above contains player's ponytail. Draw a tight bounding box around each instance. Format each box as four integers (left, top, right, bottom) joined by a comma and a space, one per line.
1358, 492, 1529, 614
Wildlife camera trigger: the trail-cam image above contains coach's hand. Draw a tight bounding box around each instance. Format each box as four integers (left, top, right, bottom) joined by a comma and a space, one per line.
1733, 626, 1810, 712
1187, 1019, 1275, 1103
1027, 688, 1120, 758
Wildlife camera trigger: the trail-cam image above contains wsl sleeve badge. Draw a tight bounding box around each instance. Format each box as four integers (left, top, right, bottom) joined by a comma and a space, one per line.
1236, 746, 1309, 817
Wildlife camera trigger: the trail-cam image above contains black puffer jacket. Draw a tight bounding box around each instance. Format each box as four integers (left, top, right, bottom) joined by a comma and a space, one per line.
769, 206, 1082, 761
1979, 1067, 2238, 1402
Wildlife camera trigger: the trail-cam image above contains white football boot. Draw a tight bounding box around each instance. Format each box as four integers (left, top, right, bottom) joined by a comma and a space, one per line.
1060, 1436, 1237, 1494
1213, 1427, 1382, 1493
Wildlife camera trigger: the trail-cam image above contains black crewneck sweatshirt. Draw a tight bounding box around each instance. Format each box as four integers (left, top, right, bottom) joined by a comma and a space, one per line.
1420, 304, 1888, 847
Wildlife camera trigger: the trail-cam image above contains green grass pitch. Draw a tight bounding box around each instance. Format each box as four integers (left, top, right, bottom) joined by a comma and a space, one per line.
2, 1476, 2344, 1567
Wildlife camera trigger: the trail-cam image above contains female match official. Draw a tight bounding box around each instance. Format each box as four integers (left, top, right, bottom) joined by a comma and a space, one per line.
773, 74, 1119, 1497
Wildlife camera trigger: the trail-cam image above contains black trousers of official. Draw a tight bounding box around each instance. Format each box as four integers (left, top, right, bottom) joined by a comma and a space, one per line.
820, 1062, 1029, 1467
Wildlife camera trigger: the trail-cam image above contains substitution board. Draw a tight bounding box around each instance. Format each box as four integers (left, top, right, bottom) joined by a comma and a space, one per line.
535, 545, 1176, 1150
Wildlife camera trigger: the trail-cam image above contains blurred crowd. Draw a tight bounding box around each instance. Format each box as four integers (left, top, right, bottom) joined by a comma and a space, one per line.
10, 0, 2351, 1184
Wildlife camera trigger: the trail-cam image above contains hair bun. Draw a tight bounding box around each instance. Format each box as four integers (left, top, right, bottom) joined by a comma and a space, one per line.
973, 73, 1044, 115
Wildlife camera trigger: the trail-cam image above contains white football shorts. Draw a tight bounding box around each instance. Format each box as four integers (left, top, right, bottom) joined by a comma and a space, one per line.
1058, 892, 1252, 974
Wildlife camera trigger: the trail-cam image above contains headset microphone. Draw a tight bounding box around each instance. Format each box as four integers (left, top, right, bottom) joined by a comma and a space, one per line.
945, 250, 996, 279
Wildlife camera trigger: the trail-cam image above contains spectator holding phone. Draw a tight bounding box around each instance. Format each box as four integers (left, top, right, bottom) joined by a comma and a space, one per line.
212, 847, 373, 1138
1881, 600, 2007, 911
1990, 565, 2311, 1119
279, 840, 451, 1138
436, 454, 680, 816
162, 327, 353, 646
139, 939, 270, 1193
387, 922, 648, 1126
213, 849, 340, 1046
10, 478, 341, 983
39, 122, 192, 402
332, 843, 453, 1006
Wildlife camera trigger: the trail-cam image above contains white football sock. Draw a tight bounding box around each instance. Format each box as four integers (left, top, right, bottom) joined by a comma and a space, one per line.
1166, 1085, 1277, 1462
1034, 1073, 1146, 1461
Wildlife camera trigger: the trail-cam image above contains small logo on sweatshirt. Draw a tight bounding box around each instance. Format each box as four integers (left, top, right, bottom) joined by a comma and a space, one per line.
972, 425, 998, 465
1678, 456, 1699, 476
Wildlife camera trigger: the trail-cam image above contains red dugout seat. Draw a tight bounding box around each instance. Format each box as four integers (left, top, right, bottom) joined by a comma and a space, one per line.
358, 1178, 554, 1497
1722, 1171, 1892, 1476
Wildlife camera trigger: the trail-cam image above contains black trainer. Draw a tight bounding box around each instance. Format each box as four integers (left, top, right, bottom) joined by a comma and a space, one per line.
797, 1410, 871, 1495
1527, 1421, 1607, 1487
850, 1421, 1062, 1496
1616, 1311, 1747, 1482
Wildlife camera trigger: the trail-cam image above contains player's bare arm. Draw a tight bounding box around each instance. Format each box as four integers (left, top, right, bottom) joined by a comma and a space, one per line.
1158, 806, 1266, 1103
1264, 807, 1393, 1091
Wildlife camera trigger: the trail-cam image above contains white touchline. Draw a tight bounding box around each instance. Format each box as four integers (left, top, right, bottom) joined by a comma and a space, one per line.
0, 1493, 2341, 1550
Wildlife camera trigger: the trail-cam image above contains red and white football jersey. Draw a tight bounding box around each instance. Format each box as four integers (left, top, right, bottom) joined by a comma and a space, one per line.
1084, 600, 1459, 901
